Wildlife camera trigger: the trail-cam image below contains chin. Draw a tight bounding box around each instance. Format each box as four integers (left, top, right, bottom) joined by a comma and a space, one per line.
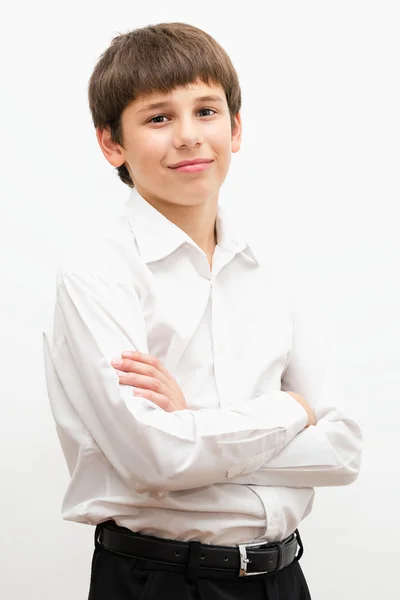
175, 184, 220, 203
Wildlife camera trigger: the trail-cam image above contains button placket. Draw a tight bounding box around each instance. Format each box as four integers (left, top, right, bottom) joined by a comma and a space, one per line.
211, 279, 228, 407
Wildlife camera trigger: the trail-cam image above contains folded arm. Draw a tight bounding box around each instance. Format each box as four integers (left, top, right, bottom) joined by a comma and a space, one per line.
44, 268, 309, 494
229, 282, 363, 488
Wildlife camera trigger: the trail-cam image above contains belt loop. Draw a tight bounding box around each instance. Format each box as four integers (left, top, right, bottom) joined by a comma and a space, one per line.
294, 529, 304, 562
186, 541, 202, 582
94, 523, 105, 550
276, 540, 285, 570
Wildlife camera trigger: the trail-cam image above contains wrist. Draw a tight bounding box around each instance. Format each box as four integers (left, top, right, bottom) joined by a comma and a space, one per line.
306, 408, 317, 427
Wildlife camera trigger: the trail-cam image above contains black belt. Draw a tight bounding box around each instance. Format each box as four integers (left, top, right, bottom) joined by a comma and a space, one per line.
96, 520, 303, 579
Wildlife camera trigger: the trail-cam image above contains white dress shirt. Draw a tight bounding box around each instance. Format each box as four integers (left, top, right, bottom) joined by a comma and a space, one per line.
42, 187, 362, 546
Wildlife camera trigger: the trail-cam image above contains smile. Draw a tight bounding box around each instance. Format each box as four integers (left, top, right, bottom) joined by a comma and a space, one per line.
169, 161, 213, 173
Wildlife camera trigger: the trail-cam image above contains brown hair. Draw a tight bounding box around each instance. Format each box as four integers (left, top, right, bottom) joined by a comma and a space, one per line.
87, 22, 242, 188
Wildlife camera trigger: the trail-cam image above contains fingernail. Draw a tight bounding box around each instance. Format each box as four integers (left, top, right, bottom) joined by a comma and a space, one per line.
112, 358, 123, 367
115, 370, 126, 377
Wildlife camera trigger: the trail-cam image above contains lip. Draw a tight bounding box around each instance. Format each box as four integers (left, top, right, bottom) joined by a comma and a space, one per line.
168, 158, 213, 169
171, 162, 213, 173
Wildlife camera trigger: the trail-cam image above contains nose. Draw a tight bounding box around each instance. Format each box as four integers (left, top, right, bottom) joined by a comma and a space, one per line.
172, 116, 203, 149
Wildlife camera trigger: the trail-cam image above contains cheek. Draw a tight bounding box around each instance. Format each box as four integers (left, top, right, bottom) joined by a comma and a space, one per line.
148, 129, 167, 147
213, 132, 233, 164
146, 140, 162, 159
136, 132, 168, 165
209, 124, 234, 156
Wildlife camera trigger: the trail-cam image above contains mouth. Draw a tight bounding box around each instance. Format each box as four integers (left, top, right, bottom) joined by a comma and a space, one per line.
168, 159, 214, 173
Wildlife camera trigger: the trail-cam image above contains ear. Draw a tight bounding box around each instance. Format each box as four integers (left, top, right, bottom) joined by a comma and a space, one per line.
96, 127, 126, 167
231, 112, 242, 154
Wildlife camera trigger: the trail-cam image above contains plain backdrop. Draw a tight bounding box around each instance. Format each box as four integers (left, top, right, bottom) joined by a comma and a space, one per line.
1, 1, 399, 598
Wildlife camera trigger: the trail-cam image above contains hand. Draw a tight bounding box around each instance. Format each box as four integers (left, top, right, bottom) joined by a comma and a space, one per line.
111, 351, 187, 412
286, 391, 316, 427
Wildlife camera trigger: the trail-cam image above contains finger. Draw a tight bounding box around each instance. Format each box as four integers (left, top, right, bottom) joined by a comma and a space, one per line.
113, 357, 169, 386
133, 388, 171, 411
120, 351, 172, 380
117, 372, 170, 397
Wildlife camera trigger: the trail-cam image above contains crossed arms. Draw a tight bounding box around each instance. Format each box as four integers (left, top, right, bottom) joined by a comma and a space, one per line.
44, 269, 362, 494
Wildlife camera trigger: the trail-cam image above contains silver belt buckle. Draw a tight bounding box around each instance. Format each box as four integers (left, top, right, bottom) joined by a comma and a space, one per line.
238, 541, 270, 577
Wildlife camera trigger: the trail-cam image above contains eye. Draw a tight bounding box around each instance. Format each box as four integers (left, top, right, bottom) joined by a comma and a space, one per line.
148, 108, 216, 124
148, 115, 168, 124
198, 108, 216, 117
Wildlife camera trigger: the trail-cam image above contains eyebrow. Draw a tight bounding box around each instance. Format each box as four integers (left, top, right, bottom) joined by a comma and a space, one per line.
136, 95, 225, 114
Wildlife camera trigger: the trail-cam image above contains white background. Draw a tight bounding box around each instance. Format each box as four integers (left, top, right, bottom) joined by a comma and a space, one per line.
1, 1, 399, 598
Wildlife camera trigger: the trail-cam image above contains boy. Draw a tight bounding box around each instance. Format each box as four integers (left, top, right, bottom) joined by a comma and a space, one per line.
43, 22, 362, 600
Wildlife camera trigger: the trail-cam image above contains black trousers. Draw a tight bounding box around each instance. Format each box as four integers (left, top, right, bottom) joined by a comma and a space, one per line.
88, 524, 312, 600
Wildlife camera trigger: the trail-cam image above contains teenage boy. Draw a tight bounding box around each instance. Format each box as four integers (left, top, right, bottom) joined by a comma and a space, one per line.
43, 22, 362, 600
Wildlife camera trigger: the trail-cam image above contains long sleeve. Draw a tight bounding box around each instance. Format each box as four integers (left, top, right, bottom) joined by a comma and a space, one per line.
44, 269, 309, 494
228, 281, 363, 488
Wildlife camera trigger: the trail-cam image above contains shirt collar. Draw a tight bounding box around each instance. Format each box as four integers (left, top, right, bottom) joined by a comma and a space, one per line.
124, 187, 260, 266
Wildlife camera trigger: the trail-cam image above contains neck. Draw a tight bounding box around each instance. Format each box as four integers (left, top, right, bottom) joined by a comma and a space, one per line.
137, 187, 219, 258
